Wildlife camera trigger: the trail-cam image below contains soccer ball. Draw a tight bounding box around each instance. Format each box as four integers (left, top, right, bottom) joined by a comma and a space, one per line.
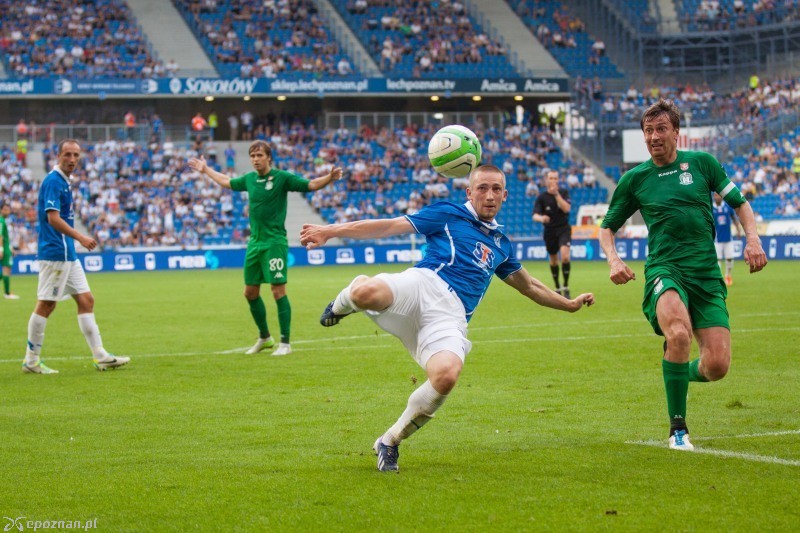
428, 125, 482, 178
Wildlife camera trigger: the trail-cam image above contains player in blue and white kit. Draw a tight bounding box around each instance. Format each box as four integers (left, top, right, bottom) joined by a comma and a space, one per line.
300, 165, 595, 472
713, 192, 742, 286
22, 139, 129, 374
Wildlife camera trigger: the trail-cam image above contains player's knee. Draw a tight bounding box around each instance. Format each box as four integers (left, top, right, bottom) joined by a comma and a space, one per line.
664, 325, 692, 354
350, 279, 390, 309
76, 293, 95, 313
243, 287, 259, 300
427, 357, 462, 394
703, 356, 730, 381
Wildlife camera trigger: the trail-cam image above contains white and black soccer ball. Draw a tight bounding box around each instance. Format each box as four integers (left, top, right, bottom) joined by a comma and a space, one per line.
428, 125, 482, 178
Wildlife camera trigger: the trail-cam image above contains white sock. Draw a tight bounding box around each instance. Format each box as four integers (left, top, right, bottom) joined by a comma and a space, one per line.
331, 275, 367, 315
726, 259, 734, 276
382, 380, 448, 446
26, 313, 48, 364
77, 313, 109, 359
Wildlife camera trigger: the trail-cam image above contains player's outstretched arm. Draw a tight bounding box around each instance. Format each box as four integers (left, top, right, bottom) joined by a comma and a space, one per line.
599, 227, 636, 284
187, 155, 232, 189
301, 217, 414, 249
735, 202, 767, 273
503, 268, 594, 312
308, 167, 343, 191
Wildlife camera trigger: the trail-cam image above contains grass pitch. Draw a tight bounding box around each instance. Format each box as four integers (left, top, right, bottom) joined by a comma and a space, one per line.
1, 261, 798, 531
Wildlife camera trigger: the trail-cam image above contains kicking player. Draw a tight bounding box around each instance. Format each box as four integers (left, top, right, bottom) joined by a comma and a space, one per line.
301, 165, 595, 472
533, 170, 572, 297
188, 141, 342, 356
713, 192, 742, 286
23, 139, 129, 374
599, 99, 767, 451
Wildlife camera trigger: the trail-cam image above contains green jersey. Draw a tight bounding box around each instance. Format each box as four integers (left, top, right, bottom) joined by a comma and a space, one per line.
601, 150, 746, 280
230, 168, 310, 246
1, 215, 9, 253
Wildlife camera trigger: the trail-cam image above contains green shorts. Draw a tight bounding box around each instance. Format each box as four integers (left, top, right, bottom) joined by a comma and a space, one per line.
243, 243, 288, 286
642, 274, 729, 336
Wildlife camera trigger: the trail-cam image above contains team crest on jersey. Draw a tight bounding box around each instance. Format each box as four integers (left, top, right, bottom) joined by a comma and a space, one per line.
679, 172, 693, 185
680, 162, 689, 171
493, 234, 502, 247
472, 242, 495, 271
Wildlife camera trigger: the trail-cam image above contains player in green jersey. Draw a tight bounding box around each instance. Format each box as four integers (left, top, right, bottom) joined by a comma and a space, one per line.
1, 203, 21, 299
189, 141, 343, 356
599, 99, 767, 451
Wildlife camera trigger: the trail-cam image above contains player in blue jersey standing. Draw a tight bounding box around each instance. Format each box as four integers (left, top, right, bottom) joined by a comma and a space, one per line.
713, 192, 742, 286
22, 139, 129, 374
300, 165, 595, 472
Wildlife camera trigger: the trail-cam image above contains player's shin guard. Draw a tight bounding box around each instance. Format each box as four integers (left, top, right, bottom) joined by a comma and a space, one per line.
562, 261, 571, 288
663, 359, 690, 434
26, 313, 47, 363
247, 296, 270, 339
78, 313, 109, 359
276, 295, 291, 344
550, 265, 560, 290
383, 380, 448, 446
688, 358, 710, 382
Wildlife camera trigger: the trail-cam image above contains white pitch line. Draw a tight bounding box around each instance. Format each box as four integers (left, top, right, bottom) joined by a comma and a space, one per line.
691, 429, 800, 441
627, 440, 800, 467
2, 324, 799, 365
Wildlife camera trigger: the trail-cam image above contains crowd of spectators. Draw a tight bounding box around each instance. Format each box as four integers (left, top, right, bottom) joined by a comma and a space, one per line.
0, 146, 39, 255
680, 0, 800, 32
509, 0, 621, 79
0, 0, 159, 79
334, 0, 515, 77
172, 0, 360, 80
578, 76, 800, 140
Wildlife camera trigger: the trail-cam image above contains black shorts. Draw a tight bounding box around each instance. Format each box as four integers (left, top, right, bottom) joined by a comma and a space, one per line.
544, 226, 572, 255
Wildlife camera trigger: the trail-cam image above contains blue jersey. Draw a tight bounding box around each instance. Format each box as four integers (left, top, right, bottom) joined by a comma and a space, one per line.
38, 168, 76, 261
713, 201, 736, 243
406, 201, 522, 321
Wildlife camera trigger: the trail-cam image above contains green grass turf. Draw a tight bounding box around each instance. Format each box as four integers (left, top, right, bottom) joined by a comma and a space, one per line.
1, 261, 798, 531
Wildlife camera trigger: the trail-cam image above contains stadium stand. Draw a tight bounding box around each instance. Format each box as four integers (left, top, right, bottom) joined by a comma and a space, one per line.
171, 0, 362, 80
506, 0, 623, 79
677, 0, 800, 32
328, 0, 519, 78
0, 0, 159, 79
0, 145, 39, 254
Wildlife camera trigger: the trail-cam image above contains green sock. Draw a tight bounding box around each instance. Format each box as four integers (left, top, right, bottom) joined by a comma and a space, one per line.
276, 295, 291, 344
688, 358, 709, 382
662, 359, 689, 426
2, 274, 8, 295
247, 297, 270, 339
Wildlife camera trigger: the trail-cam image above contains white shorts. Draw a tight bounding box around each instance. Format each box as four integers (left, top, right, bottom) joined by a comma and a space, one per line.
715, 241, 734, 260
37, 260, 91, 301
365, 268, 472, 368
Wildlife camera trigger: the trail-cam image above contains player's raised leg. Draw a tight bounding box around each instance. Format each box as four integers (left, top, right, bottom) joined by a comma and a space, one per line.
691, 327, 731, 383
320, 275, 370, 326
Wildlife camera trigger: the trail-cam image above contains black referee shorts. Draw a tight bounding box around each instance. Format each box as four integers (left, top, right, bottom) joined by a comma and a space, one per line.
544, 226, 572, 255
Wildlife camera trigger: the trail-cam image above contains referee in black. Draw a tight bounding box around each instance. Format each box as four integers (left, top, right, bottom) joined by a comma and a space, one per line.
533, 170, 572, 297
